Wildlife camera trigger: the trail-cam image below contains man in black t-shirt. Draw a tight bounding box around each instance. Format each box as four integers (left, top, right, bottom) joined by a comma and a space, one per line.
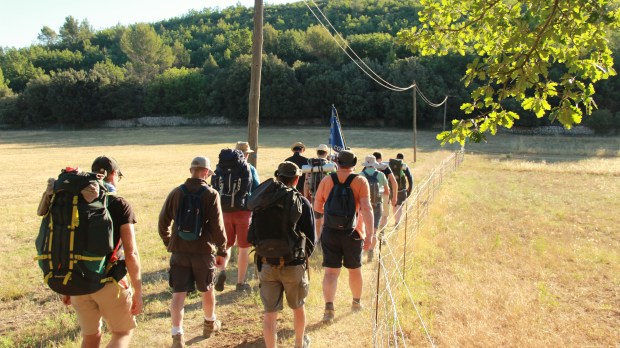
285, 142, 309, 193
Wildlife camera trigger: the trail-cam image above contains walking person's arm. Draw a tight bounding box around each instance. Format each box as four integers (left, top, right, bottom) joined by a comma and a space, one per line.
120, 223, 143, 315
387, 173, 398, 206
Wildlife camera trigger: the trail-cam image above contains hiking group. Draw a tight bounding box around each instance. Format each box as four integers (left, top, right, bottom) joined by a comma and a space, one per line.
35, 141, 413, 348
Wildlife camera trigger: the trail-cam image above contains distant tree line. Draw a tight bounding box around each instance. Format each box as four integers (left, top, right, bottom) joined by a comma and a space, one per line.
0, 0, 618, 133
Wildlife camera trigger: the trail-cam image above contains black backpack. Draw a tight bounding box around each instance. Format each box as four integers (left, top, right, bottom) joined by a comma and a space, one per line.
307, 158, 328, 196
176, 185, 208, 241
389, 159, 407, 191
213, 149, 252, 212
247, 178, 304, 261
323, 173, 358, 231
361, 169, 383, 205
35, 169, 122, 296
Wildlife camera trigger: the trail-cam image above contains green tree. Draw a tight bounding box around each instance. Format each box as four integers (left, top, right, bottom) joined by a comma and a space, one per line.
59, 16, 93, 47
120, 23, 174, 84
398, 0, 620, 144
304, 25, 345, 64
0, 67, 12, 97
37, 26, 58, 46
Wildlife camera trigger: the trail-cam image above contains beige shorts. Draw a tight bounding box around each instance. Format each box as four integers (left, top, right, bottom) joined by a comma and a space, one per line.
259, 264, 309, 313
71, 280, 136, 335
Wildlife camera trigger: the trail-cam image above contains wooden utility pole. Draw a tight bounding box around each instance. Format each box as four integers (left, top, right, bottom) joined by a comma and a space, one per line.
247, 0, 264, 167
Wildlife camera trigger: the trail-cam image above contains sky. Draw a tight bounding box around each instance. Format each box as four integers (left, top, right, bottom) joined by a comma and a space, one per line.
0, 0, 298, 49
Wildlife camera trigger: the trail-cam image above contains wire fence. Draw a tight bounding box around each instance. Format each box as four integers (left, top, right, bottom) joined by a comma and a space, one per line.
368, 150, 466, 347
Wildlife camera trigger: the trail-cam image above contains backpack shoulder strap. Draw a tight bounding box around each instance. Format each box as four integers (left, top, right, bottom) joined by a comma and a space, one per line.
179, 184, 189, 195
343, 174, 358, 187
329, 172, 340, 185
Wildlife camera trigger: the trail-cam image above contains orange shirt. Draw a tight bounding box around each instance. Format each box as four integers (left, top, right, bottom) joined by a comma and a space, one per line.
314, 167, 370, 238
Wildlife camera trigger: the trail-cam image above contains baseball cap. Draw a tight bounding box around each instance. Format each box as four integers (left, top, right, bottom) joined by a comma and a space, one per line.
235, 141, 254, 153
276, 161, 302, 177
317, 144, 329, 152
91, 156, 122, 177
337, 150, 357, 167
190, 156, 214, 175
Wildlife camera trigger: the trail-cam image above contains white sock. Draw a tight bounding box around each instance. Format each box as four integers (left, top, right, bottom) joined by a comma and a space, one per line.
204, 314, 217, 322
171, 326, 183, 336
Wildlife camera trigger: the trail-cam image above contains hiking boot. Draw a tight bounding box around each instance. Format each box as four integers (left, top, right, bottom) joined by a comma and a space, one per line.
171, 333, 184, 348
235, 282, 251, 292
203, 319, 221, 338
295, 334, 311, 348
214, 271, 226, 292
322, 309, 335, 323
367, 249, 374, 263
352, 301, 363, 312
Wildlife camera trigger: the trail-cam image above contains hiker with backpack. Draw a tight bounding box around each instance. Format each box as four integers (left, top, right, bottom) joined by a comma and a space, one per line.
212, 145, 258, 292
392, 153, 414, 225
303, 143, 336, 239
372, 152, 398, 230
313, 150, 374, 323
285, 141, 309, 193
36, 156, 143, 348
359, 155, 390, 263
247, 161, 315, 348
158, 156, 227, 347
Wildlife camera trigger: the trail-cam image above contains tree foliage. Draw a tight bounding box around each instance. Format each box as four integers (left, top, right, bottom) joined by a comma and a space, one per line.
398, 0, 620, 144
120, 23, 174, 84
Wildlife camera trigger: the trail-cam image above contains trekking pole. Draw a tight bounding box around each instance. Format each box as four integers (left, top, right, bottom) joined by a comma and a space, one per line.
374, 233, 382, 326
402, 198, 408, 278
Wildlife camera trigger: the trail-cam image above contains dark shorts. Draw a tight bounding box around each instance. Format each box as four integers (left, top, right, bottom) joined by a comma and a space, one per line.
169, 252, 215, 293
396, 190, 408, 206
321, 228, 364, 269
259, 264, 309, 313
372, 203, 382, 229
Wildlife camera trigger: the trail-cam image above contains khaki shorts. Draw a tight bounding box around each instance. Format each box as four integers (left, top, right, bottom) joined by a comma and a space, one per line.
71, 280, 136, 335
259, 264, 309, 313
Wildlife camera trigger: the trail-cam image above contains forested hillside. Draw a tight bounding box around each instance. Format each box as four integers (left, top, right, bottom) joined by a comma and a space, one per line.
1, 0, 619, 132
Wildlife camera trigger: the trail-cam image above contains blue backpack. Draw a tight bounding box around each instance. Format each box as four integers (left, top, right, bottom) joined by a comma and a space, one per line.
323, 173, 358, 231
213, 149, 252, 212
176, 185, 208, 241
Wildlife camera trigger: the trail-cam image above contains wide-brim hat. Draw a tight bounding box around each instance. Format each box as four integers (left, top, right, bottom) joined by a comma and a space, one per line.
291, 142, 306, 151
276, 161, 302, 177
361, 155, 378, 168
317, 144, 329, 152
235, 141, 254, 153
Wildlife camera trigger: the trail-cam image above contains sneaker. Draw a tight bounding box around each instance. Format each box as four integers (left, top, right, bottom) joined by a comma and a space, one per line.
352, 301, 363, 312
214, 271, 226, 292
203, 319, 221, 338
322, 309, 335, 323
171, 333, 184, 348
235, 282, 251, 292
295, 334, 311, 348
367, 249, 374, 263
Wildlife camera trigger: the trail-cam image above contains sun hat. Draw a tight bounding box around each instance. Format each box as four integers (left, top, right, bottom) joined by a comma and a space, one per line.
235, 141, 254, 153
361, 155, 379, 168
276, 161, 302, 177
317, 144, 329, 152
336, 150, 357, 167
291, 142, 306, 151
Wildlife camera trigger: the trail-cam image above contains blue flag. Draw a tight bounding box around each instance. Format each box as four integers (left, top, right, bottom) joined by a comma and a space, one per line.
329, 105, 346, 152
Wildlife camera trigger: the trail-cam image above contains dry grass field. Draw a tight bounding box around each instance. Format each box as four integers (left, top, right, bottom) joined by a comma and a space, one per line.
0, 126, 617, 347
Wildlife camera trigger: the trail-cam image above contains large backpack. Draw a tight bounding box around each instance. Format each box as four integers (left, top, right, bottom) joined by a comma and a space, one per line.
176, 185, 208, 241
306, 158, 329, 197
247, 178, 304, 261
389, 159, 407, 191
35, 169, 122, 296
361, 169, 383, 205
323, 173, 358, 231
213, 149, 252, 212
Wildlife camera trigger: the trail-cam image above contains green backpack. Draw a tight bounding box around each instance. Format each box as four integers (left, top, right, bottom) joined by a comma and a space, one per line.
35, 169, 122, 296
389, 159, 407, 191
